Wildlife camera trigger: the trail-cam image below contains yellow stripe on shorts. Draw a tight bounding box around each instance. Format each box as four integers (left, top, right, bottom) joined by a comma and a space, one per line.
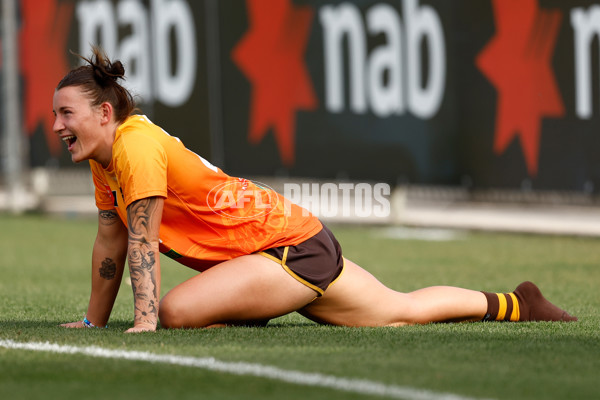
258, 249, 324, 296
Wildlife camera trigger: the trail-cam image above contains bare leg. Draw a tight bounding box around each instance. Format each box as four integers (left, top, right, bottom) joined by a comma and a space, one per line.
159, 254, 317, 328
300, 258, 487, 327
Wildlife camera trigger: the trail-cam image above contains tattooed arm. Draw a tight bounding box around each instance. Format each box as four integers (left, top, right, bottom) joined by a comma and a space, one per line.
125, 197, 164, 333
61, 208, 128, 328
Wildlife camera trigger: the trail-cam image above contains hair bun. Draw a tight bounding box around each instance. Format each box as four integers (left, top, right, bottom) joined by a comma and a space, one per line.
90, 48, 125, 86
107, 60, 125, 79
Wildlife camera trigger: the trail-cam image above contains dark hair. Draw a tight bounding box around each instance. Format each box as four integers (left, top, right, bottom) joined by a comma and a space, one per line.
57, 46, 136, 123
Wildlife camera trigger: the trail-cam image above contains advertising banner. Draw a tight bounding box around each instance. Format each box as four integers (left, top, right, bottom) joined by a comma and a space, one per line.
6, 0, 600, 193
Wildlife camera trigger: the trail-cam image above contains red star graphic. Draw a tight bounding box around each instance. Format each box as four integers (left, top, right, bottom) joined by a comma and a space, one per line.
476, 0, 564, 176
231, 0, 317, 166
20, 0, 73, 156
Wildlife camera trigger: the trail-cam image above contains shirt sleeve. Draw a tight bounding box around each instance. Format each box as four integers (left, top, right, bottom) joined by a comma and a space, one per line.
112, 130, 168, 208
90, 160, 116, 210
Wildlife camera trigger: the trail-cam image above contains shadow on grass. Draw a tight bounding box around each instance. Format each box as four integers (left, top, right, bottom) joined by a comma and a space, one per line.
0, 319, 318, 334
0, 319, 133, 332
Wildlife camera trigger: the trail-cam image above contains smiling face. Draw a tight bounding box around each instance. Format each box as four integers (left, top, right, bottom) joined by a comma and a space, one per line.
53, 86, 117, 167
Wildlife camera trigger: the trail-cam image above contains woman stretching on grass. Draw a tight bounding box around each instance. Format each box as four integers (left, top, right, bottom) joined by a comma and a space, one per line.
56, 48, 577, 333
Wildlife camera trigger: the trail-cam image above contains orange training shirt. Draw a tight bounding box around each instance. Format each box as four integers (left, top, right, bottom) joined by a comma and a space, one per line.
90, 115, 322, 271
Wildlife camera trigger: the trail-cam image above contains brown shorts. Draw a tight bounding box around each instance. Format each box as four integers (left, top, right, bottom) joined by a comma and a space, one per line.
258, 225, 345, 296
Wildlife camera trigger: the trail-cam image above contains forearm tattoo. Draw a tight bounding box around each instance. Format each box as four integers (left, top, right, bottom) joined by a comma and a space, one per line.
127, 198, 160, 327
99, 257, 117, 280
99, 209, 119, 225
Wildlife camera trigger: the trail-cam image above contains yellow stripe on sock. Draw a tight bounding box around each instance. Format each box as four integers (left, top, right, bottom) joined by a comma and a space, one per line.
496, 293, 507, 321
508, 292, 520, 321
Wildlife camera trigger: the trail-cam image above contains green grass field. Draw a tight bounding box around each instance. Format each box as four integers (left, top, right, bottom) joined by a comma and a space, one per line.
0, 214, 598, 400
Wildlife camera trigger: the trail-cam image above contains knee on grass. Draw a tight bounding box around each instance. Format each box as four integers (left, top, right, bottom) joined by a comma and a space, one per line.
158, 296, 205, 329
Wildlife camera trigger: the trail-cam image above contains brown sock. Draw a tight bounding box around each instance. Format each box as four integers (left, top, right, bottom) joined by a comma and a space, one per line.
481, 289, 521, 322
482, 281, 577, 322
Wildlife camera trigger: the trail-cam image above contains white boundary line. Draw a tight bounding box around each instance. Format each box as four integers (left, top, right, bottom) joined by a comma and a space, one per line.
0, 339, 492, 400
